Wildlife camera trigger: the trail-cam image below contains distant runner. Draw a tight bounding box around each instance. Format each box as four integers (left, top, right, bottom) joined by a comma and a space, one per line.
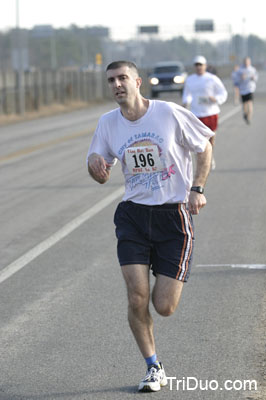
182, 55, 228, 170
87, 60, 213, 393
235, 57, 258, 124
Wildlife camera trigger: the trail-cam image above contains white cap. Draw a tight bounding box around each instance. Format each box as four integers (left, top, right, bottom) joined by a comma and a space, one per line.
193, 55, 207, 65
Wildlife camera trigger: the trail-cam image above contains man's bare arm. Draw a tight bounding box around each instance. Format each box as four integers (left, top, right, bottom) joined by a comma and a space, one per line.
193, 140, 212, 186
188, 141, 212, 215
87, 153, 112, 184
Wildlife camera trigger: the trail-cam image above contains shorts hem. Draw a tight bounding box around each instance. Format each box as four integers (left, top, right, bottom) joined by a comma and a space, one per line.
119, 260, 149, 266
152, 269, 189, 282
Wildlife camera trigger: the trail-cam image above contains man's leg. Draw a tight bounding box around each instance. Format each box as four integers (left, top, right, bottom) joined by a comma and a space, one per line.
234, 86, 239, 105
152, 274, 184, 317
209, 135, 215, 147
121, 264, 168, 392
243, 101, 249, 122
247, 100, 253, 122
121, 264, 155, 358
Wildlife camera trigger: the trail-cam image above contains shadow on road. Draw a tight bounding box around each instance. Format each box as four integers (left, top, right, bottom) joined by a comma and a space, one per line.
0, 385, 139, 400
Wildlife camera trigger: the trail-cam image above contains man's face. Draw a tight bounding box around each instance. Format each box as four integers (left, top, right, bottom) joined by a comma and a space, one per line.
194, 63, 207, 75
106, 66, 141, 104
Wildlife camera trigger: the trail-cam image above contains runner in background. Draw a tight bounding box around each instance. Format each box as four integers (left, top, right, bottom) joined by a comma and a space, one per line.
235, 57, 258, 124
182, 55, 228, 170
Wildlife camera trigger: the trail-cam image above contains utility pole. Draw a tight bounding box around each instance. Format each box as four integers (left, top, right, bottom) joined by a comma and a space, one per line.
50, 32, 57, 70
242, 18, 247, 59
16, 0, 25, 114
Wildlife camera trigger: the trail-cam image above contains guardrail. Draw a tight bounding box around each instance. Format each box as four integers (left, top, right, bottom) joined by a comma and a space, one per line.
0, 69, 115, 115
0, 66, 237, 116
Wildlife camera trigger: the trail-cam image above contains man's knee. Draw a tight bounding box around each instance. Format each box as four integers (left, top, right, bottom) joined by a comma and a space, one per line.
128, 290, 149, 313
152, 297, 177, 317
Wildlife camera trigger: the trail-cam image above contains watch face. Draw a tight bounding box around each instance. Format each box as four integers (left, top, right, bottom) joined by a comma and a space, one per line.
191, 186, 204, 194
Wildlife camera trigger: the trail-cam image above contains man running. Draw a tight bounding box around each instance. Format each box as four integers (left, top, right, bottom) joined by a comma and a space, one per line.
182, 55, 227, 170
87, 60, 213, 392
235, 57, 258, 124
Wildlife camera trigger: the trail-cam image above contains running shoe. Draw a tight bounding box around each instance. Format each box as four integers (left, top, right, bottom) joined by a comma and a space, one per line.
138, 362, 167, 392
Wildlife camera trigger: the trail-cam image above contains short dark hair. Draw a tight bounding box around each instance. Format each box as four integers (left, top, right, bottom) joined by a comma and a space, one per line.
106, 60, 139, 75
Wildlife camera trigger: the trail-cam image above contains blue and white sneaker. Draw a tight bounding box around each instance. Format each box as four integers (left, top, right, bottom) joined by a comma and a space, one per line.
138, 362, 167, 392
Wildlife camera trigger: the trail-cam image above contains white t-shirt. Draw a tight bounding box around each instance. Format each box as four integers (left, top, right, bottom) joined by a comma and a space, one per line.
182, 72, 228, 117
235, 66, 258, 95
87, 100, 214, 205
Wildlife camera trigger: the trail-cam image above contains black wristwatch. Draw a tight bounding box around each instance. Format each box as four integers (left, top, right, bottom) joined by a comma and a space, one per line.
191, 186, 204, 194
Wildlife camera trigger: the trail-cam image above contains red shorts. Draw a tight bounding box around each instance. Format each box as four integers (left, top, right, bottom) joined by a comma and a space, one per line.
199, 114, 218, 132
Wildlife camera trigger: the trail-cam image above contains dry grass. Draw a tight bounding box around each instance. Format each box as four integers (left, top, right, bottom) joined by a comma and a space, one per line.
0, 100, 107, 126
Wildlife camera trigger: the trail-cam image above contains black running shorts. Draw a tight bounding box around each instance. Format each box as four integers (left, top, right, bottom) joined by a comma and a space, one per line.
241, 93, 253, 102
114, 201, 194, 282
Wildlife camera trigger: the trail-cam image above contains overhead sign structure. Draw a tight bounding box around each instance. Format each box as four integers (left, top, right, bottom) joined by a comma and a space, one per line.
31, 25, 54, 38
139, 26, 159, 34
86, 27, 109, 38
194, 20, 214, 32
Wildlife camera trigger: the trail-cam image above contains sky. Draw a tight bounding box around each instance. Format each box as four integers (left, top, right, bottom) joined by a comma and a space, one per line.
1, 0, 265, 41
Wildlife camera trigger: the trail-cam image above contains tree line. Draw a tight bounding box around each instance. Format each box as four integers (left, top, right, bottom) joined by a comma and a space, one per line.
0, 24, 265, 71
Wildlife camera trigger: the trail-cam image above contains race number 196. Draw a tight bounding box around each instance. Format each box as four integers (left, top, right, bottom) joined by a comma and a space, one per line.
125, 145, 164, 174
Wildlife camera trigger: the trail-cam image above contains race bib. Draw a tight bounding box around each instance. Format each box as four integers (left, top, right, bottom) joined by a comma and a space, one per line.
125, 145, 163, 174
198, 96, 210, 105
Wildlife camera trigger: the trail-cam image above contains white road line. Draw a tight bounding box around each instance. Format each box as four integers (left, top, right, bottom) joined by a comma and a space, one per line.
219, 106, 241, 124
0, 186, 124, 285
196, 264, 266, 270
0, 106, 241, 285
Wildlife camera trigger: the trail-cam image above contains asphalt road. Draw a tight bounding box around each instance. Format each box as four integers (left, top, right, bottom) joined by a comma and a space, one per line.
0, 75, 265, 400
